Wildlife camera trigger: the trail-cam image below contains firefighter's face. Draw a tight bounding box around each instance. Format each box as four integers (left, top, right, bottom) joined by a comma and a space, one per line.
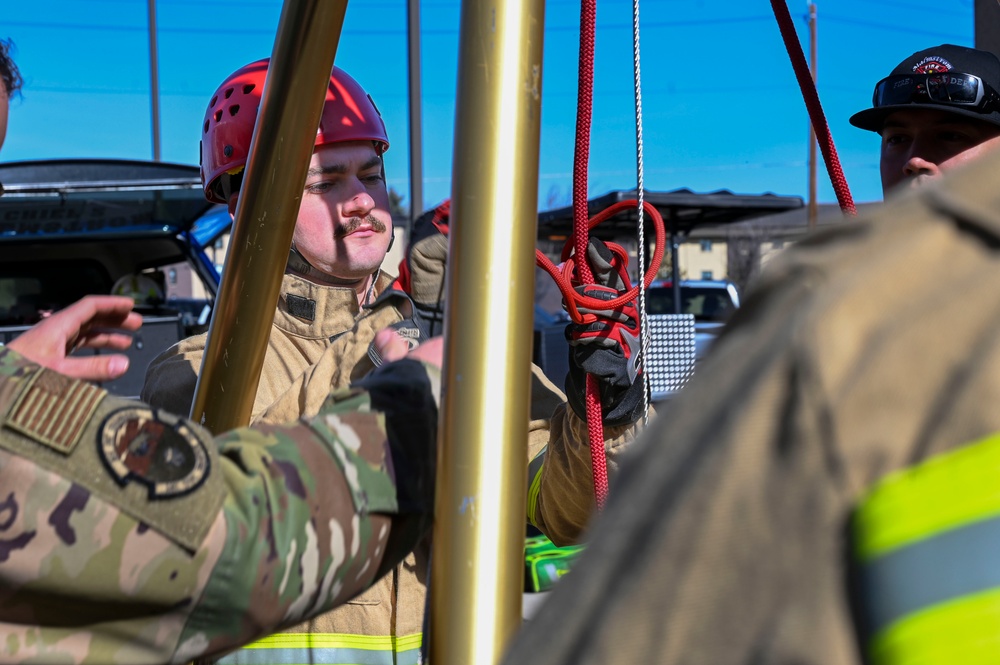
293, 141, 393, 282
879, 108, 1000, 195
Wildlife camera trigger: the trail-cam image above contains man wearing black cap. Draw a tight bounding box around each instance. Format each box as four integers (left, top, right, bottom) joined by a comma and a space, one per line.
849, 43, 1000, 195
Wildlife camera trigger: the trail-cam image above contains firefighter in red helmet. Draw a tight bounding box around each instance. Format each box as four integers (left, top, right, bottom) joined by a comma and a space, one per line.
143, 59, 647, 665
201, 59, 393, 296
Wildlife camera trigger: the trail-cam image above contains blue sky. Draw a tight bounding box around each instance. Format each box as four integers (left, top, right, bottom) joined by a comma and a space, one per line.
0, 0, 976, 211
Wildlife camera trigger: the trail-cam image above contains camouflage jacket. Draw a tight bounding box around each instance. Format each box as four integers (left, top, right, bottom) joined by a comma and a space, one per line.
0, 346, 439, 664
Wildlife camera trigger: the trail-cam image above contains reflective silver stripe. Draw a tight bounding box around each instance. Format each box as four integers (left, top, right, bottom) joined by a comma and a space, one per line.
216, 644, 421, 665
860, 512, 1000, 636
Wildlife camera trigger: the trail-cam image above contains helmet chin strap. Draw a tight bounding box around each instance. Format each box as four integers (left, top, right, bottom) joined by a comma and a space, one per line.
287, 245, 378, 304
287, 245, 353, 285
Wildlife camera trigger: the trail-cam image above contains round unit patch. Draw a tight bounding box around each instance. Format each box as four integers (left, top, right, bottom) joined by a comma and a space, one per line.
99, 407, 210, 499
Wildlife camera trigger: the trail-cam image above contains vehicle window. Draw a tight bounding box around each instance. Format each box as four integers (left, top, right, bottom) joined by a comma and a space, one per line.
646, 286, 735, 322
0, 260, 112, 326
694, 293, 734, 321
647, 288, 675, 315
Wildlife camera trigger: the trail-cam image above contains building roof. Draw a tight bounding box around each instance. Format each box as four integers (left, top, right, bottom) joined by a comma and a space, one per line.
686, 201, 882, 241
537, 188, 805, 240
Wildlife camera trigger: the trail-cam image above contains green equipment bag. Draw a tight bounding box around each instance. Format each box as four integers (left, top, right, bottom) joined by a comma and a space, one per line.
524, 534, 585, 592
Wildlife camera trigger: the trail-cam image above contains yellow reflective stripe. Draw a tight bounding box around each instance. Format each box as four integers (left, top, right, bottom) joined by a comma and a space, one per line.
871, 586, 1000, 665
854, 432, 1000, 562
526, 456, 544, 528
242, 632, 423, 652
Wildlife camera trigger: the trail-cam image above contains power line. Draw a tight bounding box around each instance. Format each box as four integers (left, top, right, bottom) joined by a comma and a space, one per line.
23, 82, 802, 99
4, 14, 776, 37
544, 15, 774, 33
822, 15, 969, 41
91, 0, 280, 6
3, 19, 275, 36
858, 0, 970, 17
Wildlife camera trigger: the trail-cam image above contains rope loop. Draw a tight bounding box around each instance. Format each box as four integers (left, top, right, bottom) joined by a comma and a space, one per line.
535, 199, 666, 322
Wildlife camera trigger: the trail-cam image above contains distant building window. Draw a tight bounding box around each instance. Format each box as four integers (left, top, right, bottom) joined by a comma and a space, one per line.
700, 240, 712, 252
168, 268, 177, 285
701, 270, 713, 280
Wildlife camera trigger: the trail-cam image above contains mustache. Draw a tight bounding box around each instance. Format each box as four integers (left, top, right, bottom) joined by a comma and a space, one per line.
334, 215, 388, 238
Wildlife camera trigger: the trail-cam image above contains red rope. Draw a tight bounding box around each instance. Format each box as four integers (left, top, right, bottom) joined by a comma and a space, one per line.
770, 0, 856, 216
584, 376, 607, 508
573, 0, 598, 285
570, 0, 607, 509
535, 199, 665, 513
535, 200, 666, 313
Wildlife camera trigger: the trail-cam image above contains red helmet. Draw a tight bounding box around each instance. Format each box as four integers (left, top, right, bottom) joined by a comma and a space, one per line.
201, 58, 390, 203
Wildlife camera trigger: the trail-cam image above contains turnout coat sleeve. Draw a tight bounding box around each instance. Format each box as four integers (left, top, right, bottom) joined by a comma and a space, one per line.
502, 151, 1000, 665
524, 364, 648, 546
0, 347, 439, 665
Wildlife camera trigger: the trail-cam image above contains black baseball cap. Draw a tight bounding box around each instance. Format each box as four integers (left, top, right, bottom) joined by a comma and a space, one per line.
850, 44, 1000, 133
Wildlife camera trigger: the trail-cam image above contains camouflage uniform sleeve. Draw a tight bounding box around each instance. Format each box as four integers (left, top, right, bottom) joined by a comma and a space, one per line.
525, 363, 651, 546
0, 347, 438, 665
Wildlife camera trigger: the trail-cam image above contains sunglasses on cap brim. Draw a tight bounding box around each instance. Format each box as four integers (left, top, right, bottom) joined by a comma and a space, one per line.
872, 72, 1000, 113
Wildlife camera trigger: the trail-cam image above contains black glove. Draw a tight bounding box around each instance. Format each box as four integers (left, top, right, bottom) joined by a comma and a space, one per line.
565, 238, 644, 427
352, 357, 438, 579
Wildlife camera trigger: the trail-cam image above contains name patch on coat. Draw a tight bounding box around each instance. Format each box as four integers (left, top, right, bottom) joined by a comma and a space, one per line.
286, 294, 317, 321
99, 407, 210, 499
6, 369, 105, 454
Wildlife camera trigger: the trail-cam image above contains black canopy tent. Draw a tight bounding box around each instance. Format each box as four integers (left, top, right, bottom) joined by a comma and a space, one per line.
537, 188, 804, 314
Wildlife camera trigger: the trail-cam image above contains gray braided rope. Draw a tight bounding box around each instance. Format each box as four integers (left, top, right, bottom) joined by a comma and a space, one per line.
631, 0, 650, 425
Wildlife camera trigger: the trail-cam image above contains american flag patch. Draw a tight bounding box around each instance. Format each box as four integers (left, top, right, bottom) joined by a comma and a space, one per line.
6, 369, 105, 453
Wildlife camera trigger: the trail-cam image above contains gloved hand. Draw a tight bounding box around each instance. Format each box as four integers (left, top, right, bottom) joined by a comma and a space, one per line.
565, 238, 644, 427
352, 356, 438, 579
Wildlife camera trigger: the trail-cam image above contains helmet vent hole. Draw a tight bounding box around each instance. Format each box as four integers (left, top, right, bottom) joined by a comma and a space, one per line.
224, 145, 234, 157
243, 84, 255, 95
203, 120, 210, 134
209, 95, 218, 107
229, 104, 240, 117
224, 87, 235, 99
214, 110, 222, 122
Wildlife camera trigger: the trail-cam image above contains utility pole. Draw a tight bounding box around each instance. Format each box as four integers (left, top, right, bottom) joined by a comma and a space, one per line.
975, 0, 1000, 59
147, 0, 161, 162
407, 0, 424, 233
807, 2, 817, 229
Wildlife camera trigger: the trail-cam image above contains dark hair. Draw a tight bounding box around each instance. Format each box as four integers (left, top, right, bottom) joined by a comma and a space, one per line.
0, 38, 23, 99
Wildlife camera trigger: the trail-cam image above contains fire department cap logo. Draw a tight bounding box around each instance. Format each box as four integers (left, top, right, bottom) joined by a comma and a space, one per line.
912, 55, 953, 74
99, 407, 210, 499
